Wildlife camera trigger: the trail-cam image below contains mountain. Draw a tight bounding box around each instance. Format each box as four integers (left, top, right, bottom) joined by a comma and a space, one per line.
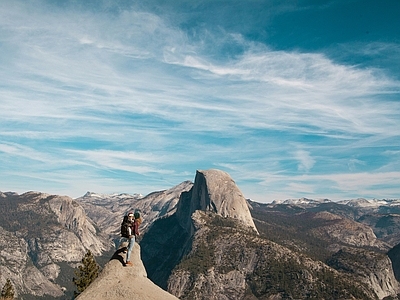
140, 169, 259, 289
273, 197, 400, 210
0, 181, 193, 299
176, 169, 258, 234
2, 169, 400, 299
0, 191, 110, 299
75, 180, 193, 237
141, 170, 400, 299
168, 211, 378, 299
250, 201, 399, 299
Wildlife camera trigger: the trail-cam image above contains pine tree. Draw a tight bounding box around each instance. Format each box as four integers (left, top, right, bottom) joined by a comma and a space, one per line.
1, 278, 15, 300
72, 250, 100, 297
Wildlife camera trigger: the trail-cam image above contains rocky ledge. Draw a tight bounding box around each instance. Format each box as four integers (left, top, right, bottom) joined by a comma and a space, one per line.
76, 243, 178, 300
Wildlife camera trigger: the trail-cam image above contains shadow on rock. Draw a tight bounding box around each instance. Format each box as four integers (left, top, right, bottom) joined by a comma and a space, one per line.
109, 247, 127, 266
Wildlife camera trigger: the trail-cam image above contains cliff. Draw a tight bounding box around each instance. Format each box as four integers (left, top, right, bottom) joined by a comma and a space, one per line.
141, 169, 259, 290
144, 170, 400, 299
167, 211, 378, 300
250, 201, 400, 299
76, 244, 178, 300
176, 169, 257, 234
76, 180, 193, 237
0, 191, 110, 298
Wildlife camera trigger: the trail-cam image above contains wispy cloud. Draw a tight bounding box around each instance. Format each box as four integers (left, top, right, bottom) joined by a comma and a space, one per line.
0, 142, 51, 163
250, 171, 400, 201
0, 0, 399, 201
66, 149, 172, 174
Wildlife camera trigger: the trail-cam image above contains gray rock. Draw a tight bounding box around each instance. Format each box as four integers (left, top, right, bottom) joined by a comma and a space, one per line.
0, 191, 110, 298
168, 211, 378, 300
76, 244, 178, 300
0, 226, 64, 298
310, 211, 390, 251
76, 180, 193, 238
176, 169, 258, 234
327, 247, 399, 299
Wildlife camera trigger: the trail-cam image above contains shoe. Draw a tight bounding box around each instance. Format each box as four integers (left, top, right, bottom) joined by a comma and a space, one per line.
125, 261, 133, 267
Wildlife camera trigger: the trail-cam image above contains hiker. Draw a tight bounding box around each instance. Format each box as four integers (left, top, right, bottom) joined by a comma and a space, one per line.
120, 211, 141, 267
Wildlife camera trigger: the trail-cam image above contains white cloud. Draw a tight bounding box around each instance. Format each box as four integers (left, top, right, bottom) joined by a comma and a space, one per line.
1, 0, 399, 139
286, 182, 316, 194
0, 142, 50, 163
0, 1, 399, 202
325, 172, 400, 192
65, 149, 173, 175
347, 158, 365, 171
251, 171, 400, 201
294, 150, 315, 172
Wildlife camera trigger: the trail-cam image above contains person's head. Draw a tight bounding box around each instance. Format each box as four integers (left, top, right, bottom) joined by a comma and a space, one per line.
127, 212, 134, 220
134, 211, 140, 220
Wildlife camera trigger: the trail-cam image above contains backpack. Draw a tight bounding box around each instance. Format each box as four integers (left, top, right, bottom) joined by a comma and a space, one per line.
120, 216, 130, 238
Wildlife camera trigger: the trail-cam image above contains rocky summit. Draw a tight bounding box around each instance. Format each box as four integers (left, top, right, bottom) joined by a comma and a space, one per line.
176, 169, 258, 234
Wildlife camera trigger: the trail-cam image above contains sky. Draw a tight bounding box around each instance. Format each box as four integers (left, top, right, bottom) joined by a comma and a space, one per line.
1, 0, 400, 203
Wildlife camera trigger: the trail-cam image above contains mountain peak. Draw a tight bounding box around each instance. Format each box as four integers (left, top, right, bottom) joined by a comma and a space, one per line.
81, 191, 143, 200
176, 169, 258, 233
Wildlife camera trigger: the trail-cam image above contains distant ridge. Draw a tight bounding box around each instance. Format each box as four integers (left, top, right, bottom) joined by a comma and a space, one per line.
270, 197, 400, 208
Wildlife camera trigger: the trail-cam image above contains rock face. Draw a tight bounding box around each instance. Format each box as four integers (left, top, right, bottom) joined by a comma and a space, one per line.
141, 169, 260, 292
176, 169, 257, 234
0, 191, 110, 298
0, 182, 192, 299
0, 226, 64, 298
310, 211, 389, 251
76, 244, 178, 300
144, 171, 400, 300
359, 214, 400, 247
250, 201, 400, 299
327, 247, 399, 299
167, 211, 377, 300
388, 243, 400, 282
76, 180, 193, 237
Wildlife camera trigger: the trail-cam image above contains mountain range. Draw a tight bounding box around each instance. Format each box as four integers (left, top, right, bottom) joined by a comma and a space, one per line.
1, 169, 400, 299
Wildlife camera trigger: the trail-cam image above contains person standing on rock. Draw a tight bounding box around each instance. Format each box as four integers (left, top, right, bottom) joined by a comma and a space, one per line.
123, 211, 141, 267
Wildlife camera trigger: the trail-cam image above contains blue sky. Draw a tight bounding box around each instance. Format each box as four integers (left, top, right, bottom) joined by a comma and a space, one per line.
1, 0, 399, 202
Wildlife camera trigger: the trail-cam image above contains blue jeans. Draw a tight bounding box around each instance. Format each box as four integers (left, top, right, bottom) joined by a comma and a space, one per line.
122, 236, 135, 262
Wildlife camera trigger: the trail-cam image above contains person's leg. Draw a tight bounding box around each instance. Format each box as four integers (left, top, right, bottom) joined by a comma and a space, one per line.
115, 237, 124, 250
126, 236, 136, 263
117, 237, 129, 252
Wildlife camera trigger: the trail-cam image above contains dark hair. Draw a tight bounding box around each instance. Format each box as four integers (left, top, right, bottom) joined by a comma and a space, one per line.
134, 211, 141, 219
122, 215, 129, 224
